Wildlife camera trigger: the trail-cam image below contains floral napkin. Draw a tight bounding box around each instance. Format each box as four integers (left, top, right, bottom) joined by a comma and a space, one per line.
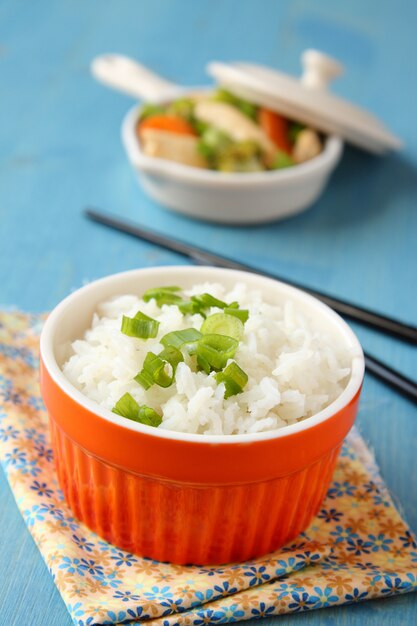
0, 311, 416, 626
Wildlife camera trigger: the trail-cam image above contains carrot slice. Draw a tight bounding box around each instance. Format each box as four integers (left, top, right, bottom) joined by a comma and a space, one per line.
138, 115, 196, 137
258, 108, 292, 154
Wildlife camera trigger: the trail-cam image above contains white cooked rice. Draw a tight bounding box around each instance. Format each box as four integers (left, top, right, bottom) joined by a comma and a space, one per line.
62, 282, 352, 435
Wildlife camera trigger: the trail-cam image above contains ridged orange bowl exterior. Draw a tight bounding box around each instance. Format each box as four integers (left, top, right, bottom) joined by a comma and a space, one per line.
40, 266, 364, 565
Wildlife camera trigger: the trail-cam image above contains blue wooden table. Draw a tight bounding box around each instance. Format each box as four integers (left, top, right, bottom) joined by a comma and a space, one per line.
1, 1, 416, 624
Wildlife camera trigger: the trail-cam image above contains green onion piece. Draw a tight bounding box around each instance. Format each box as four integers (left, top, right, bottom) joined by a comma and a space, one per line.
224, 307, 249, 323
197, 354, 211, 374
142, 286, 183, 306
216, 362, 248, 399
121, 311, 159, 338
200, 313, 244, 341
191, 293, 229, 310
112, 392, 141, 420
177, 299, 202, 315
134, 367, 154, 390
196, 334, 239, 371
112, 393, 162, 427
134, 346, 184, 389
159, 345, 184, 370
137, 405, 163, 427
141, 287, 242, 321
176, 293, 228, 317
160, 328, 202, 349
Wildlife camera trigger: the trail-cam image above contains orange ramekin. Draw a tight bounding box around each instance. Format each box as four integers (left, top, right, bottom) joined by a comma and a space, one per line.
40, 266, 364, 565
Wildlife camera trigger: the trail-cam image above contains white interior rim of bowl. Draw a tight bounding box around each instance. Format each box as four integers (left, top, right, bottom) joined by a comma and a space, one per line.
122, 104, 343, 186
40, 267, 365, 445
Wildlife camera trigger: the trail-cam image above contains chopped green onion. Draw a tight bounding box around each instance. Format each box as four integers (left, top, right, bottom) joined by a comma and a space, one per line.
134, 366, 154, 390
177, 299, 202, 316
191, 293, 228, 310
201, 313, 244, 341
197, 354, 211, 374
137, 405, 163, 427
196, 334, 239, 371
216, 362, 248, 399
224, 307, 249, 323
134, 346, 184, 389
112, 392, 162, 427
160, 328, 202, 350
142, 286, 183, 306
112, 392, 141, 420
177, 293, 229, 317
159, 345, 184, 370
141, 287, 245, 322
121, 311, 159, 338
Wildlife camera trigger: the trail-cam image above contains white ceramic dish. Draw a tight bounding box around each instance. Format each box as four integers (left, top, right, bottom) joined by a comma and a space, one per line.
92, 55, 343, 224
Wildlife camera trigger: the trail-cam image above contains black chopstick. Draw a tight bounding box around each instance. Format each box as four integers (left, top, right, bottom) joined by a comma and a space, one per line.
364, 354, 417, 403
84, 208, 417, 404
85, 207, 417, 345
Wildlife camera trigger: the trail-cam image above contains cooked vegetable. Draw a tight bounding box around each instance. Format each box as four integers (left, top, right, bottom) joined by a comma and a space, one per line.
194, 101, 276, 162
138, 115, 196, 136
198, 127, 264, 171
293, 129, 322, 164
216, 142, 264, 173
213, 89, 258, 120
288, 121, 305, 143
139, 103, 166, 121
167, 98, 196, 122
137, 89, 324, 173
258, 108, 292, 154
140, 128, 207, 168
272, 150, 295, 170
198, 127, 233, 164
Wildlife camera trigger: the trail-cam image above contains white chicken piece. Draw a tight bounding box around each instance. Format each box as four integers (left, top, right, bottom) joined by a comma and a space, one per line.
293, 129, 322, 164
194, 100, 276, 161
139, 128, 207, 168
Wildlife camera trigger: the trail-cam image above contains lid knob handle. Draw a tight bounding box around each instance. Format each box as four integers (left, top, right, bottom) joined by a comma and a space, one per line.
301, 49, 344, 90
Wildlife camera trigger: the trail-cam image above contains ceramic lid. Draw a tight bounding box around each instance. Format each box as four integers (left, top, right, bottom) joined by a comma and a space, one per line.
207, 50, 402, 154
